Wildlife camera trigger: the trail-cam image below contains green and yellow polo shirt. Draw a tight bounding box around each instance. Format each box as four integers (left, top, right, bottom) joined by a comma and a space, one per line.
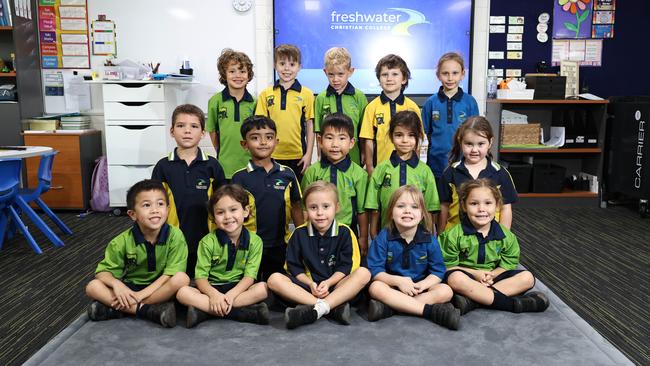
95, 223, 188, 285
194, 228, 263, 284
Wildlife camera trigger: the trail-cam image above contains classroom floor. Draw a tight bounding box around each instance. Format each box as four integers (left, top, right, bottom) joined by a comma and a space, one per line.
0, 206, 648, 365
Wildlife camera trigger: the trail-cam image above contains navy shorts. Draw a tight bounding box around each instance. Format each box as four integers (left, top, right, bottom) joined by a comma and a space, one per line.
211, 282, 238, 294
443, 268, 534, 287
124, 282, 149, 291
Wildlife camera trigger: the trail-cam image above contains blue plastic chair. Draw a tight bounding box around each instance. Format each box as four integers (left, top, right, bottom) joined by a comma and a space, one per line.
19, 151, 73, 235
0, 159, 43, 254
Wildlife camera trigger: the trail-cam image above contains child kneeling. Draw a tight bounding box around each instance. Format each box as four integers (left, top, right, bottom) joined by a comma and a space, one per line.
176, 184, 269, 328
439, 178, 549, 315
367, 185, 459, 330
85, 179, 190, 328
267, 181, 370, 329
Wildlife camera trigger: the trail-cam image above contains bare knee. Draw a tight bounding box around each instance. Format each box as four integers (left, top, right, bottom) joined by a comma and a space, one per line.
169, 272, 190, 290
353, 267, 371, 284
266, 273, 286, 291
176, 286, 194, 303
368, 280, 388, 298
252, 282, 269, 299
437, 283, 453, 302
518, 271, 535, 290
446, 271, 472, 291
85, 279, 103, 297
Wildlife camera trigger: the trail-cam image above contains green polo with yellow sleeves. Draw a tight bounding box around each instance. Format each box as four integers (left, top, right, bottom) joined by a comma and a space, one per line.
194, 228, 263, 284
438, 217, 520, 271
206, 88, 256, 178
255, 79, 315, 160
314, 83, 368, 165
365, 151, 440, 227
301, 155, 368, 231
95, 223, 188, 286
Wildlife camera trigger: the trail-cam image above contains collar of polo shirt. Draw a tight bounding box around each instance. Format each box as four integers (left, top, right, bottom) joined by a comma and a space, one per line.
221, 87, 254, 103
132, 223, 170, 246
452, 156, 501, 178
379, 91, 405, 105
307, 219, 339, 237
436, 86, 465, 102
460, 216, 506, 241
215, 227, 251, 250
389, 150, 419, 168
326, 82, 356, 97
320, 154, 352, 172
168, 147, 209, 162
273, 78, 302, 92
246, 159, 281, 174
387, 224, 430, 244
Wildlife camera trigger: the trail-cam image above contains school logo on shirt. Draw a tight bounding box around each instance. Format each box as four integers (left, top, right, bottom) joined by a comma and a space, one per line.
322, 104, 331, 115
125, 253, 137, 272
327, 254, 336, 268
218, 107, 228, 119
387, 251, 393, 263
382, 173, 392, 187
211, 256, 221, 266
417, 254, 428, 264
295, 96, 303, 102
458, 111, 467, 122
266, 95, 275, 107
375, 113, 385, 125
432, 110, 440, 122
196, 179, 209, 190
273, 179, 287, 190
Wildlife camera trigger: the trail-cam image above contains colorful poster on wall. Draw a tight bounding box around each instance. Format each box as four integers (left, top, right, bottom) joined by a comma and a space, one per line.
591, 0, 615, 38
553, 0, 593, 39
38, 0, 90, 69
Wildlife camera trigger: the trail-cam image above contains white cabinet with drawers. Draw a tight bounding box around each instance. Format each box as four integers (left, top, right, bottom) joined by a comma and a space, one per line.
98, 80, 192, 210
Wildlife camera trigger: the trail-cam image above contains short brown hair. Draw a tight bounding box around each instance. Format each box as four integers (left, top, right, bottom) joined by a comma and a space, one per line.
207, 184, 250, 222
458, 178, 503, 218
274, 44, 301, 64
385, 185, 433, 233
302, 181, 338, 206
217, 48, 254, 86
172, 104, 205, 130
449, 116, 494, 163
126, 179, 167, 211
436, 52, 466, 74
323, 47, 352, 69
375, 54, 410, 91
389, 110, 424, 150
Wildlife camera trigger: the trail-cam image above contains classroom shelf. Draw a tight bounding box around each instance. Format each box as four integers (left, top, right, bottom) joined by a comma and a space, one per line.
519, 190, 598, 198
0, 26, 13, 31
0, 72, 16, 77
500, 148, 602, 154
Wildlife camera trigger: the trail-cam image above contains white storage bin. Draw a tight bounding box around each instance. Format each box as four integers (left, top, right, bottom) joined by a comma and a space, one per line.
103, 83, 165, 102
105, 125, 167, 164
104, 101, 165, 120
107, 165, 155, 207
105, 119, 166, 126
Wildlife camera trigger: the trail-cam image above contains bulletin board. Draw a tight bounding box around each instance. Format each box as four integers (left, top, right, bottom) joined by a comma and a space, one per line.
38, 0, 91, 69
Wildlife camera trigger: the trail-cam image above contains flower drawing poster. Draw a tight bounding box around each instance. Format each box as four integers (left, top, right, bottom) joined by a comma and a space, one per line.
553, 0, 594, 39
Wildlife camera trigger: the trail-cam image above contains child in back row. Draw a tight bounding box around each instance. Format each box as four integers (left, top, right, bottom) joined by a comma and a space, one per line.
315, 47, 368, 166
206, 48, 256, 179
365, 111, 439, 239
86, 180, 189, 328
177, 184, 269, 328
423, 52, 479, 179
232, 116, 304, 281
359, 54, 421, 176
302, 113, 369, 255
255, 44, 315, 180
268, 181, 370, 329
439, 178, 549, 315
437, 116, 517, 233
367, 185, 459, 330
152, 104, 226, 278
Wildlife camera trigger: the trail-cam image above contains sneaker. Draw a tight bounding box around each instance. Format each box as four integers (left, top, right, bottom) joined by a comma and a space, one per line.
144, 302, 176, 328
512, 291, 550, 313
451, 294, 479, 316
367, 299, 394, 322
326, 302, 351, 325
425, 303, 460, 330
87, 301, 123, 321
186, 305, 210, 328
230, 303, 270, 325
284, 304, 318, 329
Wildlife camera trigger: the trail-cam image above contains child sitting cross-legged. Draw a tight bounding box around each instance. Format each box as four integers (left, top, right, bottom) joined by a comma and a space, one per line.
267, 181, 371, 329
176, 184, 269, 328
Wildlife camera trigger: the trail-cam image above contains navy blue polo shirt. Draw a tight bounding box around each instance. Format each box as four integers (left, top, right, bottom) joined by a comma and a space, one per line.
286, 221, 359, 283
367, 226, 446, 282
422, 87, 479, 178
231, 160, 302, 248
152, 148, 226, 254
437, 157, 518, 231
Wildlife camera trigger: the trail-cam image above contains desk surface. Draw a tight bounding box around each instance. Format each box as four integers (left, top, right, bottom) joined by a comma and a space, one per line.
0, 146, 53, 159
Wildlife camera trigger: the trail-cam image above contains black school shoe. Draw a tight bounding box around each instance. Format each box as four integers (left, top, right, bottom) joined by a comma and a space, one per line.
186, 305, 210, 328
87, 301, 124, 321
142, 302, 176, 328
512, 291, 550, 313
451, 294, 480, 316
326, 302, 351, 325
229, 303, 270, 325
367, 299, 394, 322
425, 303, 460, 330
284, 304, 318, 329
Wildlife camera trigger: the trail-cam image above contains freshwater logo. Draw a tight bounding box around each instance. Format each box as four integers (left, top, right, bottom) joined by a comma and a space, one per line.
330, 8, 429, 35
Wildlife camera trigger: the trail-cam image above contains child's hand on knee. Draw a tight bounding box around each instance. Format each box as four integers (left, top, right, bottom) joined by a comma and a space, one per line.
316, 282, 330, 298
113, 283, 137, 310
396, 277, 418, 296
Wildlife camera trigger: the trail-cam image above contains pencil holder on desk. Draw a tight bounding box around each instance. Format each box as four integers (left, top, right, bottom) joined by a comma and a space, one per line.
179, 68, 193, 75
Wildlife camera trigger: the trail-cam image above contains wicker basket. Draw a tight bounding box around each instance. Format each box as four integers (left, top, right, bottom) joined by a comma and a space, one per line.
501, 123, 541, 145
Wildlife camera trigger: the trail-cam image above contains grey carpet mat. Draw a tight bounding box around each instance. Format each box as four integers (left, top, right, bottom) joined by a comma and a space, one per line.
25, 281, 631, 366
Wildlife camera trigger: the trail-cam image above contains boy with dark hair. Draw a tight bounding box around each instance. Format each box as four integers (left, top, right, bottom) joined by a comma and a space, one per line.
301, 113, 369, 255
359, 54, 422, 176
232, 115, 304, 281
85, 179, 189, 328
207, 48, 256, 179
152, 103, 227, 278
255, 44, 315, 181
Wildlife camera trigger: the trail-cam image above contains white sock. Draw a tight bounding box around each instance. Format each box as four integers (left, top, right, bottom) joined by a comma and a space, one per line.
313, 299, 330, 319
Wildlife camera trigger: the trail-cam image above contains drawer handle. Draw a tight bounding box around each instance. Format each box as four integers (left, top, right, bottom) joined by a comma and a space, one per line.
120, 125, 152, 130
119, 101, 149, 106
117, 83, 148, 88
51, 185, 64, 190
